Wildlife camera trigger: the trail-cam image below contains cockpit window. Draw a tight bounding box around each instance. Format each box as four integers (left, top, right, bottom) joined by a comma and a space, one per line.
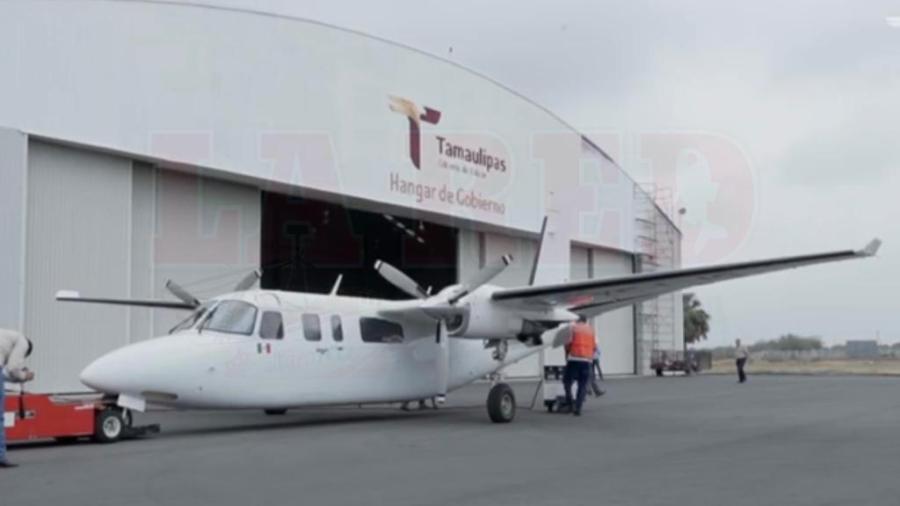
169, 302, 214, 334
200, 300, 258, 336
359, 318, 404, 343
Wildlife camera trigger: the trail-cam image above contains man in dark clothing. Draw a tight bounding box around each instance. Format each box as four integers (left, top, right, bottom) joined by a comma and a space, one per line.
735, 339, 749, 383
590, 348, 605, 396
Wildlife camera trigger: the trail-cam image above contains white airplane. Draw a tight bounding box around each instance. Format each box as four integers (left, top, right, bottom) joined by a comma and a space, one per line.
56, 222, 881, 425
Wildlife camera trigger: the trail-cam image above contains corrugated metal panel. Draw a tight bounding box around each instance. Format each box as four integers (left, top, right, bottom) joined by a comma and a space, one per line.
23, 146, 263, 391
591, 248, 636, 375
129, 162, 156, 342
25, 141, 132, 392
0, 128, 27, 330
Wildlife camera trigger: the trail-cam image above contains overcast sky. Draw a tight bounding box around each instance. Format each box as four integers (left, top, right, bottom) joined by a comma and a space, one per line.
180, 0, 898, 346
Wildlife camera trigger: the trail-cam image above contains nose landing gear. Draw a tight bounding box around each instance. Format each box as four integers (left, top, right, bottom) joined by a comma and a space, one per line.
93, 408, 127, 443
486, 383, 516, 423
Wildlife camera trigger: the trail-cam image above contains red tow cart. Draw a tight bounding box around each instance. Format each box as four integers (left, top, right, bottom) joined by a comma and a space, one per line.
3, 390, 159, 444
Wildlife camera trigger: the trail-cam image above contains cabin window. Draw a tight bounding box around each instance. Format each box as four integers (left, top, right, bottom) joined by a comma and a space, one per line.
359, 318, 404, 344
302, 313, 322, 341
331, 315, 343, 342
200, 301, 257, 336
259, 311, 284, 340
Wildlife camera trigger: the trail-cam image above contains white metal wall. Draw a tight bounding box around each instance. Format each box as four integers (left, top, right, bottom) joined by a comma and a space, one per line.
25, 142, 133, 392
0, 127, 27, 331
22, 141, 261, 391
591, 248, 636, 375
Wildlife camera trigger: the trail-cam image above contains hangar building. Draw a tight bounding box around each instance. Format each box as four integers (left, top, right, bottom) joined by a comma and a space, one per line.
0, 1, 682, 392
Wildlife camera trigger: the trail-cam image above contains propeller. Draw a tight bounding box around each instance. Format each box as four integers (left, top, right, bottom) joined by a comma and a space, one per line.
165, 280, 201, 308
374, 260, 429, 299
233, 270, 261, 291
375, 254, 514, 321
447, 254, 513, 304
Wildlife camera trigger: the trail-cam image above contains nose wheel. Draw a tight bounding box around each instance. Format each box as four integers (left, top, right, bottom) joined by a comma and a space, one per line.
486, 383, 516, 423
93, 407, 128, 443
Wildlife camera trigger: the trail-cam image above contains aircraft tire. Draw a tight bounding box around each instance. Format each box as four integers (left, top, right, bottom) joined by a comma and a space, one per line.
93, 409, 125, 443
487, 383, 516, 423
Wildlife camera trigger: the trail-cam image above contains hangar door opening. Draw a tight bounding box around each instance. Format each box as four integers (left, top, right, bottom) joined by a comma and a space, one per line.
261, 192, 457, 299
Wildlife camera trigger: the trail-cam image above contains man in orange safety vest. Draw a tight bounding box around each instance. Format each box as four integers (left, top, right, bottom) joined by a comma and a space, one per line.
563, 316, 597, 416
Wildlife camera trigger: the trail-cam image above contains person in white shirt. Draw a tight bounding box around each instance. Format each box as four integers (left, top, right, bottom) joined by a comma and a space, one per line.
735, 339, 749, 384
1, 329, 36, 468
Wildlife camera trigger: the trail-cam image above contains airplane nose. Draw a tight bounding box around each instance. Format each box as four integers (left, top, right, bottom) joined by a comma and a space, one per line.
80, 337, 180, 395
80, 348, 135, 394
79, 358, 106, 391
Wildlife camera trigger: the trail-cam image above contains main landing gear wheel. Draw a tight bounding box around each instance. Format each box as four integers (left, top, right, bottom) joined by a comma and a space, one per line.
487, 383, 516, 423
93, 408, 126, 443
264, 409, 288, 416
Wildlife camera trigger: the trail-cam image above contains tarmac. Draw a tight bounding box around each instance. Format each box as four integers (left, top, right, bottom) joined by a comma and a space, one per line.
2, 374, 899, 506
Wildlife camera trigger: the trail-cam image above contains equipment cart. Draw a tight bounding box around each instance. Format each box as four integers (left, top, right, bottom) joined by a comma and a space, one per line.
4, 391, 159, 444
542, 365, 574, 412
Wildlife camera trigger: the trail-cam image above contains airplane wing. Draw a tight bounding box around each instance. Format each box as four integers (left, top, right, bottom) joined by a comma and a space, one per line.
491, 239, 881, 318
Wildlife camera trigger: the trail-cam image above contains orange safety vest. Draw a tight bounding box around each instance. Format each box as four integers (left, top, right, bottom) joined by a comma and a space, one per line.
567, 323, 596, 360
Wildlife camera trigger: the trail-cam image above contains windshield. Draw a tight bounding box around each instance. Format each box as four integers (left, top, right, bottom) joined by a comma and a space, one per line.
200, 300, 258, 336
169, 302, 214, 334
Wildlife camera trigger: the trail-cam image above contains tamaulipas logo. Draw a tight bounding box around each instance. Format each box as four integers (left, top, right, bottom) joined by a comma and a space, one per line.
388, 96, 509, 217
388, 96, 508, 174
389, 96, 442, 169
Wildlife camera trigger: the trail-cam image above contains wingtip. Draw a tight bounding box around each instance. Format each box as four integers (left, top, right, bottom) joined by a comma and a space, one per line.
860, 238, 882, 257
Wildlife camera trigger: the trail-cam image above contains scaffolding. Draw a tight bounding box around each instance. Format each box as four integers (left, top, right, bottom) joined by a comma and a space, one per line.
634, 184, 680, 374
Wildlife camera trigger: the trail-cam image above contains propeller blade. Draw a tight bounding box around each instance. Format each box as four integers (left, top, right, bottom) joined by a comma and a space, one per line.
233, 270, 261, 291
448, 254, 513, 304
165, 280, 201, 308
374, 260, 427, 299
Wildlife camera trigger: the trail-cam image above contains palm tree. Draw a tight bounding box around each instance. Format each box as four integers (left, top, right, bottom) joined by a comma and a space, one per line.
683, 293, 711, 344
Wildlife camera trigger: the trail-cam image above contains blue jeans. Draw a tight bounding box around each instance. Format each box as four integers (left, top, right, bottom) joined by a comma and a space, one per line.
563, 360, 591, 413
1, 367, 6, 462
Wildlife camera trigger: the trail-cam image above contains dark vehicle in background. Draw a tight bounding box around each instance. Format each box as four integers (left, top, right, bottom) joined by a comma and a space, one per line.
652, 350, 712, 376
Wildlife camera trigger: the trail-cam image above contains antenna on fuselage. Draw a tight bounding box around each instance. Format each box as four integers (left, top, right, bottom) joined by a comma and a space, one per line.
528, 216, 549, 286
330, 274, 343, 296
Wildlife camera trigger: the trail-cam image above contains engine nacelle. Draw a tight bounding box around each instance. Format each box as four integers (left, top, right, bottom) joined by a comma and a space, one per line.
446, 286, 569, 340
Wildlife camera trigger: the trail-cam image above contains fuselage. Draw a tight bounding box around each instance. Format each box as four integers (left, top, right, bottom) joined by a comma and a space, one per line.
80, 290, 546, 410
